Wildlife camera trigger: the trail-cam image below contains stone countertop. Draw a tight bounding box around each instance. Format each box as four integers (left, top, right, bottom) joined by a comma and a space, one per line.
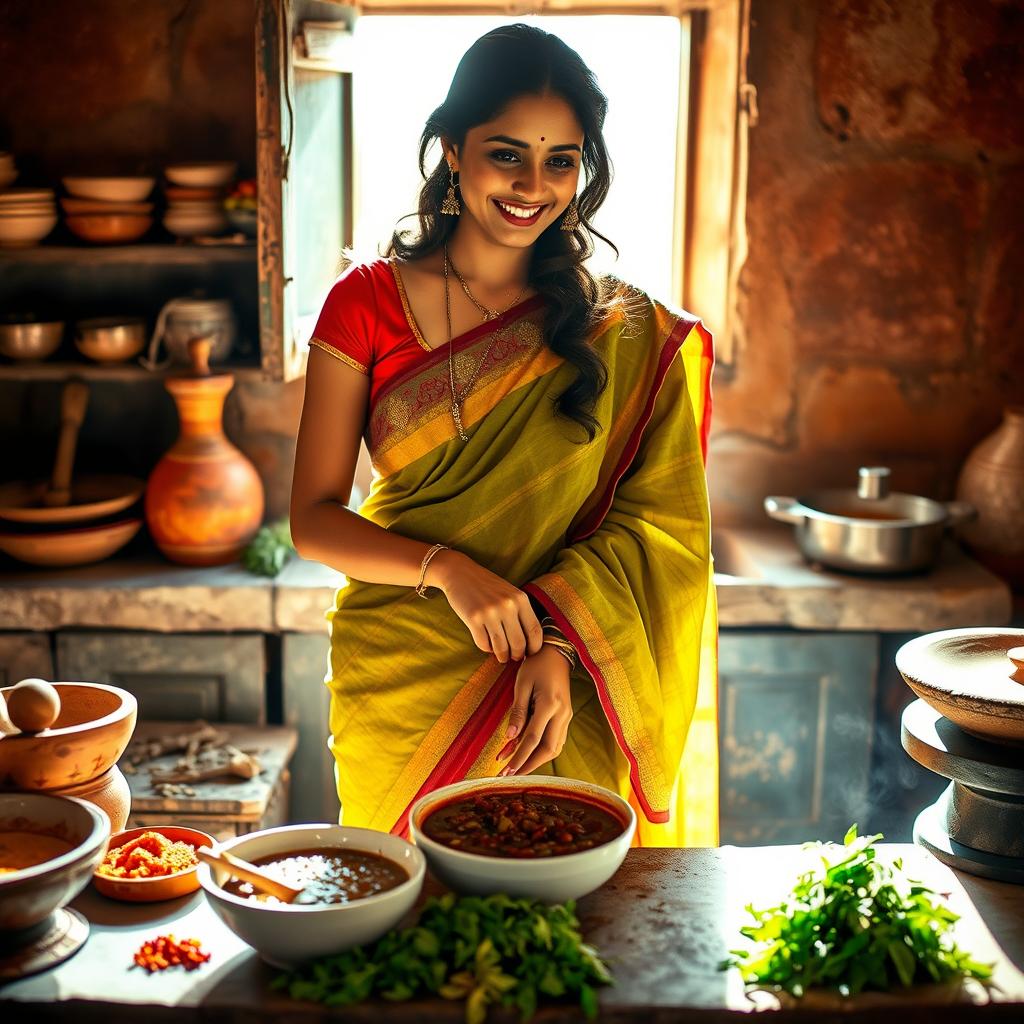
3, 844, 1023, 1021
0, 527, 1011, 634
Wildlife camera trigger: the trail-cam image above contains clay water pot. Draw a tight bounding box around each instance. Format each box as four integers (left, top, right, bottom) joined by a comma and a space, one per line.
145, 337, 264, 565
955, 405, 1024, 589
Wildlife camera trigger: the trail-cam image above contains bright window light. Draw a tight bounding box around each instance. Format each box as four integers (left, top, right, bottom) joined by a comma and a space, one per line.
351, 15, 686, 304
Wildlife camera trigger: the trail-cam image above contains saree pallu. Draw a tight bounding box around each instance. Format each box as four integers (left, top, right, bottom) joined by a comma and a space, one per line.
324, 284, 718, 846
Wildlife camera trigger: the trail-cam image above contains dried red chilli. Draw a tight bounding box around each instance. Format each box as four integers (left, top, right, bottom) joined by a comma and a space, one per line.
132, 933, 211, 972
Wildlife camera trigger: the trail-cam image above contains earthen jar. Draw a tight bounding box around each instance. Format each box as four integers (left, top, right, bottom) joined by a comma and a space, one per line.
145, 336, 264, 565
955, 405, 1024, 589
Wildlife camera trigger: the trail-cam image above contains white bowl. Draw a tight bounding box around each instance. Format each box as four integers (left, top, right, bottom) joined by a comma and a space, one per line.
0, 188, 52, 206
0, 793, 110, 934
0, 211, 57, 247
409, 776, 636, 903
165, 162, 237, 188
196, 823, 426, 968
62, 177, 155, 202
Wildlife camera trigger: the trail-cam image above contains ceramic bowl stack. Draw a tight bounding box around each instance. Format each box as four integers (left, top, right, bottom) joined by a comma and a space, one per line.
0, 188, 58, 248
0, 151, 17, 189
61, 177, 155, 244
163, 162, 236, 238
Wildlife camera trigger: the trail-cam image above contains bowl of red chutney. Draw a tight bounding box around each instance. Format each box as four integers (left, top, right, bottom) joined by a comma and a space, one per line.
410, 776, 636, 903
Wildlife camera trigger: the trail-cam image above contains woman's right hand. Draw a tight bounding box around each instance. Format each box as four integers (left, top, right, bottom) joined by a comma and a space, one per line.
426, 550, 544, 664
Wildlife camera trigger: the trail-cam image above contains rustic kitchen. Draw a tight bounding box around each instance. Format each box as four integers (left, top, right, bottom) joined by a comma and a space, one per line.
1, 0, 1022, 1020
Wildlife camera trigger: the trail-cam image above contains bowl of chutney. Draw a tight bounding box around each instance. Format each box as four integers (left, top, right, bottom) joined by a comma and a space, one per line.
410, 776, 636, 903
196, 823, 425, 967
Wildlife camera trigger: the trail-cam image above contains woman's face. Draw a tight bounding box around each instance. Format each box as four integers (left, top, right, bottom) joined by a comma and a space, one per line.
445, 91, 584, 247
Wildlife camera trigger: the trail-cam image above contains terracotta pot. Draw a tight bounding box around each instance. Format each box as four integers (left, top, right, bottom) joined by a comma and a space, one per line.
55, 764, 131, 834
0, 682, 137, 792
145, 337, 264, 565
955, 405, 1024, 589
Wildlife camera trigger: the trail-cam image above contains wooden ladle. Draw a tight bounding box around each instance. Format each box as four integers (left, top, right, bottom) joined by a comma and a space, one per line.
44, 377, 90, 506
196, 845, 303, 904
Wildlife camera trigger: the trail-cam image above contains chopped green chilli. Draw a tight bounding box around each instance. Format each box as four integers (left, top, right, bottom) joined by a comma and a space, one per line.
270, 893, 613, 1023
720, 824, 994, 998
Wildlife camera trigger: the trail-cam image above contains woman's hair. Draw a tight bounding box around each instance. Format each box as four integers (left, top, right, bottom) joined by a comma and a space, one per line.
385, 23, 631, 442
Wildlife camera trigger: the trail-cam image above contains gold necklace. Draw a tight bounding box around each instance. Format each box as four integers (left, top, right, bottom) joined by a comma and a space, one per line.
447, 251, 528, 322
444, 244, 508, 441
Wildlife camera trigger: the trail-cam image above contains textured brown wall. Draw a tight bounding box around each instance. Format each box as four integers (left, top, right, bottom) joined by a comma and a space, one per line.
709, 0, 1024, 525
0, 0, 256, 178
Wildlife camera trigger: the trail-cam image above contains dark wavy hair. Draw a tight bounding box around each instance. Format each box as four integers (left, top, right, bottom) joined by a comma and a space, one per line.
385, 23, 629, 443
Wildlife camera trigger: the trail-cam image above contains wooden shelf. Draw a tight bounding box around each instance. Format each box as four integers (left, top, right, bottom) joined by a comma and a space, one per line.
0, 242, 257, 266
0, 359, 267, 382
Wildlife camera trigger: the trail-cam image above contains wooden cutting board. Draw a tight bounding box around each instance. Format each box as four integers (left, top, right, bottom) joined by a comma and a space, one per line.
121, 720, 297, 817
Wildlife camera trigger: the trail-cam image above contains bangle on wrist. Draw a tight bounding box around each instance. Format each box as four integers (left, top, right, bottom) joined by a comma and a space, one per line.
415, 543, 449, 598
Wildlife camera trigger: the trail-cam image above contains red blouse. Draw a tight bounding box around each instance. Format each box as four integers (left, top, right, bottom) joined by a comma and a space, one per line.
309, 257, 434, 406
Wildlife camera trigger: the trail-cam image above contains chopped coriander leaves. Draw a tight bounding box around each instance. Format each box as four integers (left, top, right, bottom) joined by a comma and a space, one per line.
720, 824, 994, 998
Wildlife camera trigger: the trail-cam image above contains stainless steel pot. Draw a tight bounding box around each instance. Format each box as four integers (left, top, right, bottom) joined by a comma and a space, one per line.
765, 467, 975, 574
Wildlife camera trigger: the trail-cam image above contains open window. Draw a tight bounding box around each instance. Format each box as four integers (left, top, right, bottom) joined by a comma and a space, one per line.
255, 0, 750, 381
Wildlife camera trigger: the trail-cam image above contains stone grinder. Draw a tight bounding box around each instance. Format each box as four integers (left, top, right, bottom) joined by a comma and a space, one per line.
896, 627, 1024, 884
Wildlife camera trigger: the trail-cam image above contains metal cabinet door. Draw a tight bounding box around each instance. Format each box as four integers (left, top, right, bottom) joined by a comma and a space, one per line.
281, 632, 337, 825
0, 633, 54, 686
718, 630, 879, 845
56, 632, 265, 723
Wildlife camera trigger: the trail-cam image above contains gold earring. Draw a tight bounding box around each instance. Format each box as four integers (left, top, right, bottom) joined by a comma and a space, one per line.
560, 195, 580, 232
441, 164, 461, 216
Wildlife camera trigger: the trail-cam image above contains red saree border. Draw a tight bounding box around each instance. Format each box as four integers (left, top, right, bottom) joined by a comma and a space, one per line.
573, 314, 710, 542
520, 582, 667, 824
391, 659, 518, 839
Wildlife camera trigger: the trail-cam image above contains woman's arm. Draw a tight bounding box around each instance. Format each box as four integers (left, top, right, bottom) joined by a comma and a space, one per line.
289, 346, 544, 661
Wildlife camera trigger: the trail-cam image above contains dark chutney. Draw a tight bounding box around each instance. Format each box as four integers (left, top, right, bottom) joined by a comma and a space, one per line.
222, 847, 408, 905
421, 788, 626, 858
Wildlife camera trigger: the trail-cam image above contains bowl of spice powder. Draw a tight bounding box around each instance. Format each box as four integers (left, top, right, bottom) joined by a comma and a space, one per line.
93, 825, 213, 902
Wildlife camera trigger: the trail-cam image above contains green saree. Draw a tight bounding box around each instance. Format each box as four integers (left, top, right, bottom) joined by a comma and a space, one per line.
324, 276, 717, 847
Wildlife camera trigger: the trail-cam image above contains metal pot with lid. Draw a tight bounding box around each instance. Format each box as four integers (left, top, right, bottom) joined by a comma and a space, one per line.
765, 466, 975, 574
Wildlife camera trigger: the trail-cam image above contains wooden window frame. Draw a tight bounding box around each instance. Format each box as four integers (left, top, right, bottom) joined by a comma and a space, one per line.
257, 0, 749, 378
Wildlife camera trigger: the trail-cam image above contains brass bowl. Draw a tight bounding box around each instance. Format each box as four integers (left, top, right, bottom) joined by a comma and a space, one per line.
65, 213, 152, 245
0, 317, 63, 361
74, 317, 146, 363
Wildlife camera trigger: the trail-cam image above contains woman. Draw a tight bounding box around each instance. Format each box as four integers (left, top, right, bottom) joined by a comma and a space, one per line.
290, 23, 718, 847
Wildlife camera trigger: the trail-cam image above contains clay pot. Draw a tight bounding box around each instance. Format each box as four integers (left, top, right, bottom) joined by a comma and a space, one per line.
955, 405, 1024, 589
57, 764, 131, 833
145, 337, 264, 565
0, 682, 137, 792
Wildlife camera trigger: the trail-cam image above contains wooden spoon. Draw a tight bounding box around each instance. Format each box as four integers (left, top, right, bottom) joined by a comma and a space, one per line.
196, 845, 303, 904
44, 378, 90, 507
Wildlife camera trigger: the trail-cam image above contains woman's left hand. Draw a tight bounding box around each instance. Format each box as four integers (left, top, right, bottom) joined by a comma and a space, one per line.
497, 644, 573, 777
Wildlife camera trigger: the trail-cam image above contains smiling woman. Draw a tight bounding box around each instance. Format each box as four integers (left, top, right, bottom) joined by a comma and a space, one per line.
290, 23, 717, 850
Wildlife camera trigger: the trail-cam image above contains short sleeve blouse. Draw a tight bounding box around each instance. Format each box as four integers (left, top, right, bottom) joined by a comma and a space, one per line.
309, 257, 451, 406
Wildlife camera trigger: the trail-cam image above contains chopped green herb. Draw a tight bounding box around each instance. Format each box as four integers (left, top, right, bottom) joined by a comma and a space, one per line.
271, 893, 613, 1023
242, 519, 295, 577
720, 824, 994, 998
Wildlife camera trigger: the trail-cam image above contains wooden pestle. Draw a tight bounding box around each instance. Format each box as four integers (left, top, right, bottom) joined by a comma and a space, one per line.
196, 845, 303, 904
43, 378, 90, 507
